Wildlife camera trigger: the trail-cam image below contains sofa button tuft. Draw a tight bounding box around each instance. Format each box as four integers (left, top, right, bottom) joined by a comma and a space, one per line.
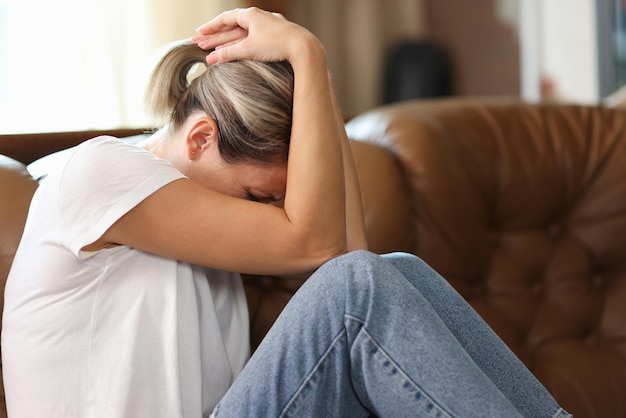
547, 223, 561, 239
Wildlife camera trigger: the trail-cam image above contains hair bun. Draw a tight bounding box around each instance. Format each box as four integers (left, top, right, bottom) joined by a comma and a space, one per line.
145, 41, 210, 125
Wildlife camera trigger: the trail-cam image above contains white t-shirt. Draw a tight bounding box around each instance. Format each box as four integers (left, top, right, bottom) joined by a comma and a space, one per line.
2, 137, 250, 417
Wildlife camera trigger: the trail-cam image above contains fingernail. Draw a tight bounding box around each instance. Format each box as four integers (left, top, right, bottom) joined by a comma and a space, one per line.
207, 51, 218, 65
195, 40, 210, 49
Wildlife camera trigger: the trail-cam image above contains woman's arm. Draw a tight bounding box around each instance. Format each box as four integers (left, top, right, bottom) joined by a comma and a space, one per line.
98, 9, 348, 275
328, 72, 368, 251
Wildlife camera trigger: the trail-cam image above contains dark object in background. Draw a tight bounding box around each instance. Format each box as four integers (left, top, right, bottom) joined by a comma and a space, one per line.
383, 41, 452, 103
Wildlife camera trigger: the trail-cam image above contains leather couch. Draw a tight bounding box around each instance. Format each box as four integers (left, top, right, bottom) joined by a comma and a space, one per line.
2, 98, 626, 417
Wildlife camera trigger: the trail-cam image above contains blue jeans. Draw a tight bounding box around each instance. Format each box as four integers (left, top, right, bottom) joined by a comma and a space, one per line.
214, 251, 571, 417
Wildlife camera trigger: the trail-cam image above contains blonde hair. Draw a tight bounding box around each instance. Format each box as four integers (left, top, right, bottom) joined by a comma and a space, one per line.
146, 41, 294, 164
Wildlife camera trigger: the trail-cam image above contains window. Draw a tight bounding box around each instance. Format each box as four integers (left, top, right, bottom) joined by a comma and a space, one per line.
597, 0, 626, 97
0, 0, 234, 134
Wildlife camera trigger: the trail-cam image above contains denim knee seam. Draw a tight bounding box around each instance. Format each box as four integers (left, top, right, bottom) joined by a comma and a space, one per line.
356, 325, 453, 418
552, 407, 573, 418
279, 329, 348, 418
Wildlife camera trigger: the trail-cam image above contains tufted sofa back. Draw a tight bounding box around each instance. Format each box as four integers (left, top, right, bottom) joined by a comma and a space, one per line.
346, 98, 626, 418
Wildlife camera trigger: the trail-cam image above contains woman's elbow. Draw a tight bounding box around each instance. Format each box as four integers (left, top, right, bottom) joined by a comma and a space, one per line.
302, 235, 348, 267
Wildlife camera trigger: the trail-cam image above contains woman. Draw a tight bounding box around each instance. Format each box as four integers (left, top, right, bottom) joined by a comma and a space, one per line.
2, 8, 569, 418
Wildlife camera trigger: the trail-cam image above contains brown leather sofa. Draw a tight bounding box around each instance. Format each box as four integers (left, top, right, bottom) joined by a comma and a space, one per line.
2, 98, 626, 417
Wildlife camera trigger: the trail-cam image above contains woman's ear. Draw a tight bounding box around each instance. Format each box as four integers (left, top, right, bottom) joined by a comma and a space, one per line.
185, 117, 219, 160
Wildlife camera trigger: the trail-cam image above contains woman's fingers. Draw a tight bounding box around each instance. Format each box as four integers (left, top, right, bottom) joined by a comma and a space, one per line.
206, 39, 248, 64
194, 8, 264, 62
196, 8, 253, 35
192, 27, 248, 50
194, 7, 316, 64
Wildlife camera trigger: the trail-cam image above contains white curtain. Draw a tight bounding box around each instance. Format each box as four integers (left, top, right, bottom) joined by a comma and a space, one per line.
285, 0, 427, 117
0, 0, 242, 134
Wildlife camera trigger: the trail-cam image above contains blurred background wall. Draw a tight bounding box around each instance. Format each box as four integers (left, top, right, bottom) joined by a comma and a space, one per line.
283, 0, 519, 116
281, 0, 427, 117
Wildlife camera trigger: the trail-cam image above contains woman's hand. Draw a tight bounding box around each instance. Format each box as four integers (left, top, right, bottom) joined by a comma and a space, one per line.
192, 7, 323, 65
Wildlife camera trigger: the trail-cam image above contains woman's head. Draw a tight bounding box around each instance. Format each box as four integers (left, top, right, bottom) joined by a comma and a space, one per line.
146, 41, 294, 165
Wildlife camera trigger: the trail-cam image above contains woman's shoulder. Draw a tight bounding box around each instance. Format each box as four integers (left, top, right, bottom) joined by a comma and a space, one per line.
27, 135, 151, 181
61, 135, 181, 188
74, 135, 147, 156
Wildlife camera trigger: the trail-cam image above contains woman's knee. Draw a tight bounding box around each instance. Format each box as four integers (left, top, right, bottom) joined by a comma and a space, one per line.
319, 250, 385, 277
332, 250, 381, 265
382, 252, 427, 270
319, 251, 431, 285
309, 250, 386, 289
382, 252, 440, 281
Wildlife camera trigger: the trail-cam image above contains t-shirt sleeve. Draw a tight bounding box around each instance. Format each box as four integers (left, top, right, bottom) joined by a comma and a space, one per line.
56, 136, 186, 258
